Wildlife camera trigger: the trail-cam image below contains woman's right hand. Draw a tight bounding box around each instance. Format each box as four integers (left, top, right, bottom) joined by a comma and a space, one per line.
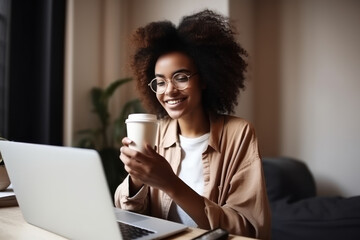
119, 137, 178, 195
120, 137, 144, 194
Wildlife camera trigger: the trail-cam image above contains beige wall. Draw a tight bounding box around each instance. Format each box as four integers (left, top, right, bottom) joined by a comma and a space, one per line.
64, 0, 102, 146
251, 0, 360, 197
65, 0, 360, 197
280, 0, 360, 196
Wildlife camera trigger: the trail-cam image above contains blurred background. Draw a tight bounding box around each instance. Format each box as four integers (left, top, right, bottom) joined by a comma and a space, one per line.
1, 0, 359, 197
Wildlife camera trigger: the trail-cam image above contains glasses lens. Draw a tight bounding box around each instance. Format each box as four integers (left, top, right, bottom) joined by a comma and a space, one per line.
149, 73, 192, 94
173, 73, 189, 90
150, 78, 166, 93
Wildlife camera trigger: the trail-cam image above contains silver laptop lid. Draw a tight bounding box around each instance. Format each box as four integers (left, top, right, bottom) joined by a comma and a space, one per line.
0, 141, 122, 240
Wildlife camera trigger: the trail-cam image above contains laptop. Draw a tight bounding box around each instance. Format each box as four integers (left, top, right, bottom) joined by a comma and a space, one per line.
0, 141, 187, 240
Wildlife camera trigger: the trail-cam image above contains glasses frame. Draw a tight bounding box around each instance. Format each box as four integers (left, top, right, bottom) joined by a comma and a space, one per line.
148, 72, 198, 94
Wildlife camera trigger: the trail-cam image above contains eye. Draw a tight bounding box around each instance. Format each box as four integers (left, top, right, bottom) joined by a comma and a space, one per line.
174, 73, 189, 82
156, 79, 166, 86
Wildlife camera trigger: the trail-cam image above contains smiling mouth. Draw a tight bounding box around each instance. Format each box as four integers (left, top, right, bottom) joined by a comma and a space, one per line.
165, 98, 186, 105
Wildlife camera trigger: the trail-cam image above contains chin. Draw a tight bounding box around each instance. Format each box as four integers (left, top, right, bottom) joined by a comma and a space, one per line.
166, 110, 185, 120
167, 113, 182, 120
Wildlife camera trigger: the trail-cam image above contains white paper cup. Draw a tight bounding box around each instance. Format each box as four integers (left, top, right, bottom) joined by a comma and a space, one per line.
125, 114, 158, 153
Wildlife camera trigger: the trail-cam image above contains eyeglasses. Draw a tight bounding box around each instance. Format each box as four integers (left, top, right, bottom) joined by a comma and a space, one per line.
148, 72, 198, 94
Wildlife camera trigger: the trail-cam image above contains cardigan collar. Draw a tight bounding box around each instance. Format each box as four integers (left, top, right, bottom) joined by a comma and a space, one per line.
160, 114, 224, 153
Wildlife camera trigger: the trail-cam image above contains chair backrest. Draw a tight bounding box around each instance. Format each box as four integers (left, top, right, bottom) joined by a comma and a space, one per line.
262, 157, 316, 203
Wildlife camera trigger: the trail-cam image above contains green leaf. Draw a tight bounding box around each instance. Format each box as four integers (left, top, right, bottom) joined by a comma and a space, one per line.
75, 77, 139, 151
77, 128, 102, 138
91, 88, 109, 128
77, 138, 96, 149
77, 129, 96, 135
91, 88, 103, 109
104, 78, 132, 99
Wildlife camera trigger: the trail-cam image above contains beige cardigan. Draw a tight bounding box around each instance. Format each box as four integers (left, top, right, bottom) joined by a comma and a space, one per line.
114, 114, 271, 239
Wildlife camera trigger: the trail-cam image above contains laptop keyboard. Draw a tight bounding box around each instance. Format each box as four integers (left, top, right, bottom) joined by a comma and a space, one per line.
118, 221, 155, 240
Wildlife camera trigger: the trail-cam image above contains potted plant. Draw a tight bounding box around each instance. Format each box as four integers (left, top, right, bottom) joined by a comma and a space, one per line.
77, 78, 144, 197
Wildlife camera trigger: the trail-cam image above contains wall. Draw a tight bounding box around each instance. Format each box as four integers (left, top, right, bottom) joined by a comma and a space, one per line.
279, 0, 360, 196
64, 0, 131, 146
65, 0, 360, 197
229, 0, 256, 123
252, 0, 360, 197
64, 0, 102, 146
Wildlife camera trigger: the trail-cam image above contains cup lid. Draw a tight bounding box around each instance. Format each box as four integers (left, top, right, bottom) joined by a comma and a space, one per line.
125, 114, 157, 123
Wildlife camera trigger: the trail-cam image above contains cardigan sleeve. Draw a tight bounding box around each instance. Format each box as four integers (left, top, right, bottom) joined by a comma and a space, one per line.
203, 158, 271, 240
203, 116, 271, 239
114, 175, 150, 214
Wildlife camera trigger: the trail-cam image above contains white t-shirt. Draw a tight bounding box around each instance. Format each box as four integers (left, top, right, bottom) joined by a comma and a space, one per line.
167, 133, 210, 227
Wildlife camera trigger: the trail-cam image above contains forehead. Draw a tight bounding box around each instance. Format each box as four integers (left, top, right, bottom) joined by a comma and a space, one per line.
155, 51, 195, 73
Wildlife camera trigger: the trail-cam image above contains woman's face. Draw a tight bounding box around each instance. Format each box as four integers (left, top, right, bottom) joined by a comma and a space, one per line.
154, 51, 203, 121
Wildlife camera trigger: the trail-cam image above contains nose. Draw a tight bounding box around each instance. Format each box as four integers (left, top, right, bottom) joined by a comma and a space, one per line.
164, 80, 177, 94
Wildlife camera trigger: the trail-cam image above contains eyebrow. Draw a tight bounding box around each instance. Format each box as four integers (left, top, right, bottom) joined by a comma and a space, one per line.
155, 68, 191, 78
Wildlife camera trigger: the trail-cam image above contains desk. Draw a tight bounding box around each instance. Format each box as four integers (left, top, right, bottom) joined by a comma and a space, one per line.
0, 207, 254, 240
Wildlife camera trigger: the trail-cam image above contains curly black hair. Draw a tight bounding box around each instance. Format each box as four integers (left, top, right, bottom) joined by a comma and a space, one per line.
130, 9, 248, 118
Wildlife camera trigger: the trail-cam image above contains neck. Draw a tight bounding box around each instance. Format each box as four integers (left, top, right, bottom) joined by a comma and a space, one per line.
178, 111, 210, 138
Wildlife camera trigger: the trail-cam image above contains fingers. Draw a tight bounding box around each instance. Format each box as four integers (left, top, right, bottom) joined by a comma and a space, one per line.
120, 147, 147, 185
119, 139, 150, 186
120, 146, 151, 176
120, 146, 147, 164
120, 146, 140, 165
121, 137, 133, 146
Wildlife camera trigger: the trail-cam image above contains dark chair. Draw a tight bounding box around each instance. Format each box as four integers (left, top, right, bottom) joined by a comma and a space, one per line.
262, 157, 360, 240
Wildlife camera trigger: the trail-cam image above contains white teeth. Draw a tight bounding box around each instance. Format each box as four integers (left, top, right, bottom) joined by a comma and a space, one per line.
166, 99, 184, 105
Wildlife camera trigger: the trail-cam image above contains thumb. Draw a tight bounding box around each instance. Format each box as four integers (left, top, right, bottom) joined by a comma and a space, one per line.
144, 143, 157, 155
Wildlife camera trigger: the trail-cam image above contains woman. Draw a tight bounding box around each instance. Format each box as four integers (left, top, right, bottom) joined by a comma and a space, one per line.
115, 10, 271, 239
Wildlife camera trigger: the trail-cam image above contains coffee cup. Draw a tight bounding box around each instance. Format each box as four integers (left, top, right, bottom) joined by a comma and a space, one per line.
125, 114, 158, 153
